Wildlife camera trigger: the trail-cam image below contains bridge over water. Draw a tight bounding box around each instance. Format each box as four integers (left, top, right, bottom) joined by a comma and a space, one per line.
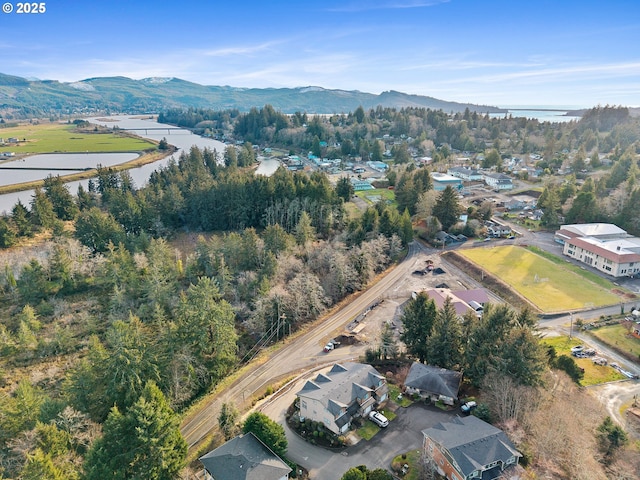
115, 127, 192, 135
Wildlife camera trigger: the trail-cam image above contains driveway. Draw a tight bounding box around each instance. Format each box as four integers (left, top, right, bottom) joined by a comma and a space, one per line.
258, 370, 457, 480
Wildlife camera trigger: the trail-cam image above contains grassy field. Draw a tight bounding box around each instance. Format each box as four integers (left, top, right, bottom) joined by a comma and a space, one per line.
590, 324, 640, 359
355, 188, 397, 207
459, 246, 622, 313
0, 123, 155, 154
541, 335, 626, 385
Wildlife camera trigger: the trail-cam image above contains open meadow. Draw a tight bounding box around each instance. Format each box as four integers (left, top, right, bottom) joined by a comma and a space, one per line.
0, 122, 155, 154
459, 245, 623, 313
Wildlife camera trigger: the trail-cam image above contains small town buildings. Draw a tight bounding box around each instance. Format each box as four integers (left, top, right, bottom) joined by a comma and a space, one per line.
367, 160, 389, 172
422, 416, 521, 480
422, 288, 488, 317
404, 363, 462, 405
447, 167, 483, 182
432, 172, 463, 191
296, 363, 388, 435
200, 432, 291, 480
350, 178, 375, 191
483, 173, 513, 191
555, 223, 640, 277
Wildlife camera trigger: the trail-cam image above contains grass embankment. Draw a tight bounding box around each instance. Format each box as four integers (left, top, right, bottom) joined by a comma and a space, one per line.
458, 246, 623, 313
0, 122, 168, 195
0, 149, 173, 195
589, 324, 640, 360
541, 335, 626, 386
0, 123, 154, 154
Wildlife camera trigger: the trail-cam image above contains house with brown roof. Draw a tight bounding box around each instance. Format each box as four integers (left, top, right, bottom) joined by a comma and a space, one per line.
422, 416, 521, 480
296, 363, 388, 435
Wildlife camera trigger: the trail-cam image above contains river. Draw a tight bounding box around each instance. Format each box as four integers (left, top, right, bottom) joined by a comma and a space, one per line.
0, 115, 228, 213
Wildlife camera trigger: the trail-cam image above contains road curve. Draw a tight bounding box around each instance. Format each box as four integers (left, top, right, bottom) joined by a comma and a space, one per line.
180, 241, 425, 451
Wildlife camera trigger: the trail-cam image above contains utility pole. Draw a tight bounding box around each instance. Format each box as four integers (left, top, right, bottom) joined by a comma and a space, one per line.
569, 312, 573, 339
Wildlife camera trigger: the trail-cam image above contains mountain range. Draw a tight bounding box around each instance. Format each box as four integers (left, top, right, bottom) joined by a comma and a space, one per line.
0, 73, 506, 118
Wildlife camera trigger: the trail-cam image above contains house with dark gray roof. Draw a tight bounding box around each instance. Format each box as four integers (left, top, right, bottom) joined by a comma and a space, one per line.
199, 432, 291, 480
296, 362, 388, 435
404, 362, 462, 405
422, 416, 521, 480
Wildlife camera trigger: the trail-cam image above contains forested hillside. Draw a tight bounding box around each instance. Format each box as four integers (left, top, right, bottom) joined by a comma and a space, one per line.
0, 147, 412, 477
0, 103, 639, 478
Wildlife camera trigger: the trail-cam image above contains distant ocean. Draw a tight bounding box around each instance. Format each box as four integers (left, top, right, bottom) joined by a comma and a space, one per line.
490, 105, 584, 123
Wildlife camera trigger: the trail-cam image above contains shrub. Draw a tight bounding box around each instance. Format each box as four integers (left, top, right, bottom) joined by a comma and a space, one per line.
553, 354, 584, 384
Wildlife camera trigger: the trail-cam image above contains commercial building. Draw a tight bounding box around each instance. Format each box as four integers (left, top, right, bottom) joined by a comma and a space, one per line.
555, 223, 640, 277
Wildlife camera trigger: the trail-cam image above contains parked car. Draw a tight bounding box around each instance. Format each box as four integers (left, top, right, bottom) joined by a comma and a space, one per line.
570, 345, 584, 354
460, 401, 477, 413
368, 410, 389, 427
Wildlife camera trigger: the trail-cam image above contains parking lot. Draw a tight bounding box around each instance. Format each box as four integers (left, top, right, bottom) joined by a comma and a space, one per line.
258, 370, 458, 480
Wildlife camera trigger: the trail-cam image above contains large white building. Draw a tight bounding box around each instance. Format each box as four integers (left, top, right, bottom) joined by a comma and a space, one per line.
555, 223, 640, 277
431, 172, 463, 191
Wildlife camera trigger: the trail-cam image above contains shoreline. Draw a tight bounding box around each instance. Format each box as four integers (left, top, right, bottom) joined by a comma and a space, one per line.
0, 146, 176, 195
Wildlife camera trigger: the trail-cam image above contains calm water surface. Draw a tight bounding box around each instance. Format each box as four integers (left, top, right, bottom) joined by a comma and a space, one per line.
0, 116, 227, 213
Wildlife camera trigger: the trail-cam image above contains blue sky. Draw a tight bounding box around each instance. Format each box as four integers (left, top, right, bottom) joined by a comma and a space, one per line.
2, 0, 639, 107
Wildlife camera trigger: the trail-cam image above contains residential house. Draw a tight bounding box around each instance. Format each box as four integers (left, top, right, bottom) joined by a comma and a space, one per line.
296, 363, 388, 435
504, 199, 526, 211
422, 416, 522, 480
404, 362, 462, 405
519, 165, 543, 178
200, 432, 291, 480
483, 173, 513, 191
447, 167, 483, 182
422, 288, 489, 317
367, 160, 389, 172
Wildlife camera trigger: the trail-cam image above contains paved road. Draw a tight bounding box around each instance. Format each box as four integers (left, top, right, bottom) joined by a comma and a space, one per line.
180, 241, 427, 451
258, 370, 456, 480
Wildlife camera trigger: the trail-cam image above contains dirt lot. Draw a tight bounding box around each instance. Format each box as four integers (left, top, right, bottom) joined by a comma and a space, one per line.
340, 246, 502, 348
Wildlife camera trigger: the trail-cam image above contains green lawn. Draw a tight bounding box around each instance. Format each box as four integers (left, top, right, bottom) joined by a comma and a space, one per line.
541, 335, 626, 385
391, 450, 422, 480
355, 188, 397, 207
459, 246, 622, 313
388, 384, 413, 408
356, 409, 396, 440
0, 123, 155, 154
590, 324, 640, 358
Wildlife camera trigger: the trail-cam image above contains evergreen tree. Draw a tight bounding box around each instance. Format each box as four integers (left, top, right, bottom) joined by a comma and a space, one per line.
242, 412, 287, 459
596, 416, 629, 465
12, 200, 32, 237
432, 186, 461, 231
400, 292, 437, 363
426, 297, 463, 369
43, 175, 79, 221
0, 217, 17, 248
218, 402, 240, 441
30, 187, 56, 231
336, 176, 354, 202
83, 381, 187, 480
